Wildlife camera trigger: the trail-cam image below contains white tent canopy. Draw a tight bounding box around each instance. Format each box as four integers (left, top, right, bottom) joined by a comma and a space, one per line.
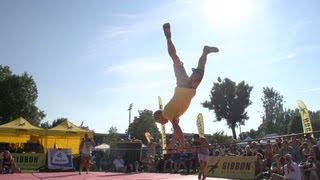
237, 136, 253, 147
260, 133, 279, 144
94, 143, 110, 151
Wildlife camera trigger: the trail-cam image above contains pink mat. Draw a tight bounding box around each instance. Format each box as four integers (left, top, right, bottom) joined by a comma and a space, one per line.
0, 172, 229, 180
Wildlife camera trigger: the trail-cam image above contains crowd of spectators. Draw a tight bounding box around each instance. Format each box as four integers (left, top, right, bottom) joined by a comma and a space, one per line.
129, 134, 320, 180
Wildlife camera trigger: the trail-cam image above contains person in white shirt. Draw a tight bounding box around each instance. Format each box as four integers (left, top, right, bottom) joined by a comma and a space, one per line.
79, 134, 96, 174
283, 153, 301, 180
113, 156, 125, 172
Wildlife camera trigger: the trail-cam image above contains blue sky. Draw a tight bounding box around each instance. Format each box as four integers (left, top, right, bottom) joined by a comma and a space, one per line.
1, 0, 319, 136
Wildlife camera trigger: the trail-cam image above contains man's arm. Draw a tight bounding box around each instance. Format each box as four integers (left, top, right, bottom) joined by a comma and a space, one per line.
91, 139, 96, 147
171, 118, 185, 150
79, 141, 84, 152
200, 137, 209, 146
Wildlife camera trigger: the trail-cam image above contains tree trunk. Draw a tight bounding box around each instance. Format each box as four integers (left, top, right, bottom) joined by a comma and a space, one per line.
231, 126, 237, 140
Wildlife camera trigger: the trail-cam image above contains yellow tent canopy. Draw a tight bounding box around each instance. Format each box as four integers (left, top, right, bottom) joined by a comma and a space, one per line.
0, 117, 45, 150
0, 117, 45, 135
46, 120, 91, 136
44, 120, 93, 155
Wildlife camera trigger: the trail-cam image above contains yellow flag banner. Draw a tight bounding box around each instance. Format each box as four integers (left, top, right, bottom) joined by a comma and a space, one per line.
196, 113, 204, 137
297, 100, 314, 138
204, 156, 261, 179
158, 96, 166, 154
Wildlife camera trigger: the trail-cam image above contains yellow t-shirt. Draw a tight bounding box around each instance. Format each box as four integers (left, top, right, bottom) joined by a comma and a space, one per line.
162, 87, 196, 121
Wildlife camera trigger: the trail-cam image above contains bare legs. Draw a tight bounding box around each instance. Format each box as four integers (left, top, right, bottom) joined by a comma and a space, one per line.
163, 22, 219, 71
197, 46, 219, 70
198, 160, 207, 180
163, 23, 181, 67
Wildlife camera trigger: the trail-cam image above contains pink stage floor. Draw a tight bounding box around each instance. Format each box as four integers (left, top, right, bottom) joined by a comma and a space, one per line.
0, 172, 230, 180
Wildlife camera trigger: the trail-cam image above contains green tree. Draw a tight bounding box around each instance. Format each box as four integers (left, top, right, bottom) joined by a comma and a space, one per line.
239, 129, 259, 140
258, 87, 285, 134
127, 109, 161, 144
208, 131, 233, 144
202, 77, 253, 140
79, 121, 90, 130
310, 110, 320, 134
104, 126, 119, 144
40, 117, 67, 128
292, 109, 320, 138
288, 109, 303, 134
0, 65, 45, 125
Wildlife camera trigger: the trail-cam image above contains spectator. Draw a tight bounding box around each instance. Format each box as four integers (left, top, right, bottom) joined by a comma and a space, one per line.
311, 145, 320, 178
272, 143, 280, 156
185, 150, 198, 174
163, 153, 174, 173
229, 140, 240, 155
112, 155, 125, 172
251, 141, 258, 155
264, 144, 273, 168
0, 150, 19, 174
255, 153, 264, 175
173, 153, 188, 173
299, 155, 319, 180
243, 145, 254, 156
271, 154, 285, 179
301, 142, 312, 162
279, 140, 293, 157
283, 154, 301, 180
276, 138, 282, 149
289, 136, 302, 163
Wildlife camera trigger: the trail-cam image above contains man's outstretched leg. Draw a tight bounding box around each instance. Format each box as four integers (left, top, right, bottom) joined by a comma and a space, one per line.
190, 46, 219, 89
163, 23, 181, 66
197, 46, 219, 71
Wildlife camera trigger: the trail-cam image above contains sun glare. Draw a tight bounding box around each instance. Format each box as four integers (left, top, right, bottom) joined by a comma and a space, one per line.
201, 0, 254, 28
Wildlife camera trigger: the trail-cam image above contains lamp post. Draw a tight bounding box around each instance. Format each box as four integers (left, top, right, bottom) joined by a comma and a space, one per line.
128, 103, 133, 139
128, 103, 133, 125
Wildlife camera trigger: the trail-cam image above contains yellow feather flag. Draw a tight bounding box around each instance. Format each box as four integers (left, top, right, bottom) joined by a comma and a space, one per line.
158, 96, 167, 154
297, 100, 314, 138
197, 113, 205, 138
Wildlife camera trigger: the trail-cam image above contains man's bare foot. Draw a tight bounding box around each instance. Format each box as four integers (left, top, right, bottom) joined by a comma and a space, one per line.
163, 23, 171, 39
203, 46, 219, 54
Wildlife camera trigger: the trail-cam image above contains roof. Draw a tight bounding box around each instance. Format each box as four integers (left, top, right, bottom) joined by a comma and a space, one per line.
0, 117, 45, 135
47, 120, 92, 136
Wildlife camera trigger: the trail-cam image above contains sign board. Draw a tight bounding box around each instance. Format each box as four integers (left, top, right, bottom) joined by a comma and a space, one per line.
47, 148, 73, 170
12, 153, 46, 170
204, 156, 261, 179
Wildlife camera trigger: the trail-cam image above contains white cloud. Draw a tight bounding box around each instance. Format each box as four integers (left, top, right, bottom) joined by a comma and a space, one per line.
301, 88, 320, 93
85, 1, 194, 59
266, 19, 310, 65
102, 27, 133, 40
286, 53, 296, 59
97, 79, 172, 95
106, 13, 137, 19
105, 57, 171, 74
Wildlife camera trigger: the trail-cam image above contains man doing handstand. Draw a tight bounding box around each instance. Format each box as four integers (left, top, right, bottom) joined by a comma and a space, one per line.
153, 22, 219, 153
